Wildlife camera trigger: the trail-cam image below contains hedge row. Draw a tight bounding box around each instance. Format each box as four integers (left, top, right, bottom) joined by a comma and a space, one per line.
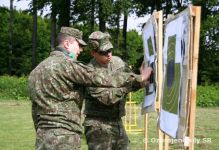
0, 76, 218, 107
0, 75, 29, 100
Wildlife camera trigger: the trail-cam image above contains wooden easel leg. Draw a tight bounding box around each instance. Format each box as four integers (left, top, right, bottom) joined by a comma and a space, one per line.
188, 6, 201, 150
144, 114, 148, 150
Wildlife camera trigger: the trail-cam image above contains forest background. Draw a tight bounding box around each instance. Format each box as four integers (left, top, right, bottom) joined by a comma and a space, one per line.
0, 0, 218, 106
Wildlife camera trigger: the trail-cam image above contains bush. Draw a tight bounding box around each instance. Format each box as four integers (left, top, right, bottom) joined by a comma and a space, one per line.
197, 84, 219, 107
0, 75, 29, 100
131, 85, 219, 107
0, 75, 219, 107
130, 89, 144, 104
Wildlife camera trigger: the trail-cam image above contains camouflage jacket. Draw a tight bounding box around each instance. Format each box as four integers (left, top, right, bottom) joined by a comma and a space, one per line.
28, 48, 142, 134
84, 56, 141, 121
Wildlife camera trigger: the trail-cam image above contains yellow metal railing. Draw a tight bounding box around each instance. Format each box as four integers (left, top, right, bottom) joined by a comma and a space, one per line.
124, 92, 144, 132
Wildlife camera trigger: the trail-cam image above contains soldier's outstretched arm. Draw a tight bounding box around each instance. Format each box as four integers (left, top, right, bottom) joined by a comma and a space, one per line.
62, 61, 152, 88
86, 67, 152, 105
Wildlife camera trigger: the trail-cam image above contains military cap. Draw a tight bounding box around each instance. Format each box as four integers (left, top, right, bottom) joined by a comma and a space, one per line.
60, 27, 87, 46
89, 31, 113, 51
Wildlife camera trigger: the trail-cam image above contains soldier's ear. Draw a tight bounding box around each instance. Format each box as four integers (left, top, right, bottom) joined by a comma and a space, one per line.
63, 39, 70, 49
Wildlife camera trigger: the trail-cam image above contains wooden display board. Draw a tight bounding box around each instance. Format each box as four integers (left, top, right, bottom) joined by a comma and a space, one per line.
143, 6, 201, 150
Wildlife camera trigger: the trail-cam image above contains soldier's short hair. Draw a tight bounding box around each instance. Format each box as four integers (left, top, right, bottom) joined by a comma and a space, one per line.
56, 33, 74, 45
58, 27, 87, 46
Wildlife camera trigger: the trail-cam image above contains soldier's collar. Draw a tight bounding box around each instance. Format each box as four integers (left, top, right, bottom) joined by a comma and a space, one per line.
55, 46, 70, 57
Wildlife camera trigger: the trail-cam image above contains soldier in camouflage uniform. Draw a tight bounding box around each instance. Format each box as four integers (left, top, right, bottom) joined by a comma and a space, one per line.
84, 31, 145, 150
28, 27, 153, 150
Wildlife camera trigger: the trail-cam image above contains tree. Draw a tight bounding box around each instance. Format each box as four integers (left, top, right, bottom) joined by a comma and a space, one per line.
90, 0, 95, 33
32, 0, 37, 69
50, 0, 58, 50
192, 0, 219, 83
0, 7, 50, 75
58, 0, 70, 27
113, 0, 122, 48
97, 0, 113, 32
9, 0, 14, 74
132, 0, 219, 83
133, 0, 184, 18
0, 7, 10, 74
37, 0, 59, 50
72, 0, 95, 31
126, 30, 143, 69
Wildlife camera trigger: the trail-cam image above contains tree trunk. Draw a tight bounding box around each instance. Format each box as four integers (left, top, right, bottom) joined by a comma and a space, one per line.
98, 0, 106, 32
155, 0, 162, 11
51, 1, 57, 50
115, 11, 120, 48
90, 0, 95, 33
122, 11, 128, 60
9, 0, 14, 75
58, 0, 70, 27
32, 0, 37, 69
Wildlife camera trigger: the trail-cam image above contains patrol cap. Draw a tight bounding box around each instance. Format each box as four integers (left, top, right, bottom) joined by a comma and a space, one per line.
60, 27, 87, 46
89, 31, 113, 51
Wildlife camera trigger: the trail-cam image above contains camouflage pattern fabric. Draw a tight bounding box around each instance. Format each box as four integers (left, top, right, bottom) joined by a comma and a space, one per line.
60, 27, 87, 46
89, 31, 113, 52
84, 118, 129, 150
36, 128, 81, 150
28, 47, 143, 149
84, 56, 140, 150
84, 56, 136, 118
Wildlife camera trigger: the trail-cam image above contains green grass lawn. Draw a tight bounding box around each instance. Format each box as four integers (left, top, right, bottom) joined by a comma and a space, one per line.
0, 101, 218, 150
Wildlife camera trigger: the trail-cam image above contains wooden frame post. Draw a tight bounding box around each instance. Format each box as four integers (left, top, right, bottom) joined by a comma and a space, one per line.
188, 6, 201, 150
144, 114, 148, 150
156, 10, 164, 150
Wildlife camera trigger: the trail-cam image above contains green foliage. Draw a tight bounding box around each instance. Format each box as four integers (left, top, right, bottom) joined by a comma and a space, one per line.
132, 0, 219, 84
0, 7, 51, 76
131, 89, 144, 104
36, 17, 51, 64
197, 84, 219, 107
0, 7, 10, 74
1, 75, 218, 108
131, 85, 219, 107
1, 0, 219, 85
126, 30, 143, 68
0, 75, 29, 101
191, 0, 219, 84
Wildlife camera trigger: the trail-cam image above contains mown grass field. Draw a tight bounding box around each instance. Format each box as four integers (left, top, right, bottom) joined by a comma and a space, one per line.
0, 101, 218, 150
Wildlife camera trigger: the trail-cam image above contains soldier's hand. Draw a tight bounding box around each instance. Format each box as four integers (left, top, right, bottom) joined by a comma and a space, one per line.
140, 66, 153, 82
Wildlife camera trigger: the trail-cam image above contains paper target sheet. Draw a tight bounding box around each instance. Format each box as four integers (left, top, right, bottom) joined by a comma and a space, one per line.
160, 9, 191, 138
142, 15, 158, 114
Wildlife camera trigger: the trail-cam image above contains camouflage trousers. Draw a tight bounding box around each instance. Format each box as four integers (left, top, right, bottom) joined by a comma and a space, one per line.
35, 128, 81, 150
84, 118, 129, 150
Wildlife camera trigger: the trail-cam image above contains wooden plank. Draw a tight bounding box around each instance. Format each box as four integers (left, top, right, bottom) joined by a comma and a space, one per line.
158, 130, 164, 150
185, 6, 194, 149
156, 10, 164, 150
164, 135, 169, 150
144, 114, 148, 150
156, 10, 163, 112
188, 6, 201, 150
